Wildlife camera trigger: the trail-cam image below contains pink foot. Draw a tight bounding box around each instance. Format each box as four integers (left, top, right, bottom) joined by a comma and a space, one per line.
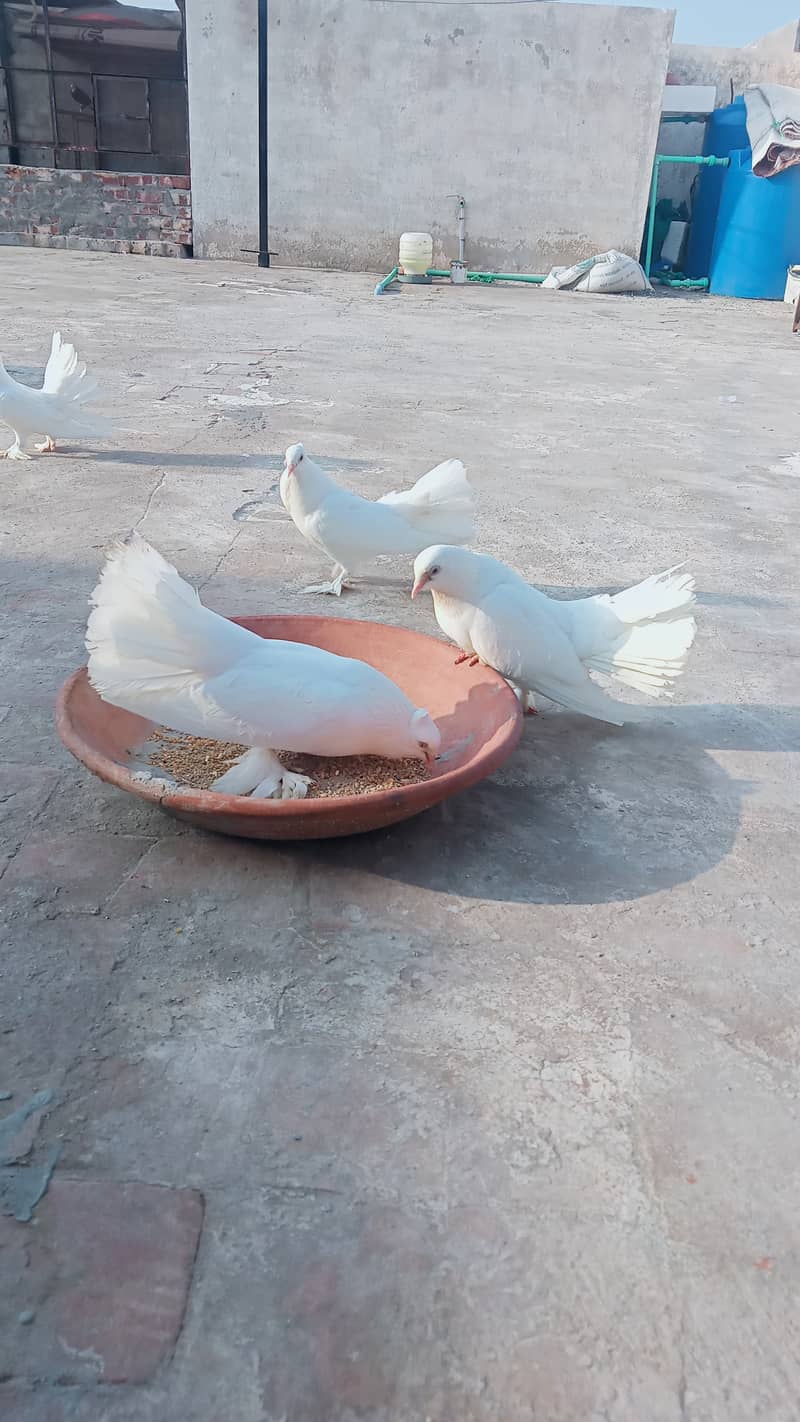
468, 655, 480, 667
454, 652, 470, 665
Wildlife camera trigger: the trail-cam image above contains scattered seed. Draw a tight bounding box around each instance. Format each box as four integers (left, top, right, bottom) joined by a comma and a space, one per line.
143, 728, 430, 799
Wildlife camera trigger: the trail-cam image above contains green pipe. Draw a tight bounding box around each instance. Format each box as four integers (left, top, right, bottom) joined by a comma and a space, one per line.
653, 275, 709, 289
657, 153, 729, 164
643, 157, 662, 280
373, 265, 399, 295
427, 268, 546, 284
643, 152, 729, 278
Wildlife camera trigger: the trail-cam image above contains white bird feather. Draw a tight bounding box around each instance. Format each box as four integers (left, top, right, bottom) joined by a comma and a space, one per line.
280, 443, 475, 595
86, 534, 440, 799
0, 331, 111, 460
412, 546, 696, 726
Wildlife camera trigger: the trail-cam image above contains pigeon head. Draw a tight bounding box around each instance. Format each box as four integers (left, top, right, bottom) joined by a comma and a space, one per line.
407, 707, 441, 765
284, 442, 305, 477
411, 545, 477, 600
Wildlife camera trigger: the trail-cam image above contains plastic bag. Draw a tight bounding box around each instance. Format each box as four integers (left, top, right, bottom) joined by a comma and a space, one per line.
542, 250, 652, 294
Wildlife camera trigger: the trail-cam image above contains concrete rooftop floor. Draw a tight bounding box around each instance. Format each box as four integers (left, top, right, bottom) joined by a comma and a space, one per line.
1, 249, 799, 1421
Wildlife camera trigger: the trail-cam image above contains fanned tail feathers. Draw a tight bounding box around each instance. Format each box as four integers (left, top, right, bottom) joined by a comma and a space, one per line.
605, 563, 695, 625
585, 565, 697, 696
42, 330, 112, 435
86, 532, 254, 706
378, 459, 475, 543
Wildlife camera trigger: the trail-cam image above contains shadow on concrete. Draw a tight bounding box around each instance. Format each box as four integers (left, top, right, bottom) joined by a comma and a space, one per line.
287, 701, 797, 905
92, 451, 372, 472
3, 553, 793, 907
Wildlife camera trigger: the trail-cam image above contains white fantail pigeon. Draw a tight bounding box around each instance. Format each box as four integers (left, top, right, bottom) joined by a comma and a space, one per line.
280, 443, 475, 595
411, 546, 696, 725
87, 534, 441, 800
0, 331, 111, 459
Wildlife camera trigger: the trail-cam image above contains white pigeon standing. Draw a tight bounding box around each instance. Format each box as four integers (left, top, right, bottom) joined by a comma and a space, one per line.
280, 442, 475, 595
86, 533, 441, 800
411, 545, 696, 725
0, 331, 110, 460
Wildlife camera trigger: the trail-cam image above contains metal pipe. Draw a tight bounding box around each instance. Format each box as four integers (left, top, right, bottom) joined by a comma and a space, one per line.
39, 0, 59, 165
446, 193, 467, 263
257, 0, 270, 268
456, 196, 465, 263
374, 266, 399, 296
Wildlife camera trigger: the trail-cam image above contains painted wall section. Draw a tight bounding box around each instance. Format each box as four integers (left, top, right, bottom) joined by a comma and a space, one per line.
185, 0, 259, 259
268, 0, 674, 273
183, 0, 674, 269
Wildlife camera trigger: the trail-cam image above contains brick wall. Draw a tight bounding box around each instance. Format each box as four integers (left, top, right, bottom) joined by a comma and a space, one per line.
0, 167, 192, 258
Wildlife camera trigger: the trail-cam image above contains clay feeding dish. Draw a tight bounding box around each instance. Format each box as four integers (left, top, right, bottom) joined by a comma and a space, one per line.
56, 615, 523, 841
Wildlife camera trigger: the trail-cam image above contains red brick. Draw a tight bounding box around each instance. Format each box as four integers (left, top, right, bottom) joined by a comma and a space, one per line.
0, 1179, 204, 1384
168, 174, 190, 189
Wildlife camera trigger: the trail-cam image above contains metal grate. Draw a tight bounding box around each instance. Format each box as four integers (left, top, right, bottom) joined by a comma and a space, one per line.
0, 0, 188, 174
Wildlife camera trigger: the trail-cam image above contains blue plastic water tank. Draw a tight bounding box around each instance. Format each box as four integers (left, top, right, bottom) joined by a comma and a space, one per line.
710, 148, 800, 299
685, 97, 749, 279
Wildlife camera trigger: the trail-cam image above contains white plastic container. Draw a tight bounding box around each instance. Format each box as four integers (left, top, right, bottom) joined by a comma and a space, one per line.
783, 265, 800, 305
399, 232, 433, 276
450, 260, 467, 285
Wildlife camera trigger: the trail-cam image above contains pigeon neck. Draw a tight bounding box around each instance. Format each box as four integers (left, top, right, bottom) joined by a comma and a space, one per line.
286, 458, 332, 516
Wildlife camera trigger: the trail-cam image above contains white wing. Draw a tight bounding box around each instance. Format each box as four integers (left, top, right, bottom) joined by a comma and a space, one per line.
308, 490, 428, 566
0, 331, 110, 438
206, 646, 411, 755
470, 583, 626, 726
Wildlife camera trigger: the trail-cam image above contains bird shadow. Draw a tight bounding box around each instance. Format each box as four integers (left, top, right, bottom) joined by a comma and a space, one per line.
91, 451, 372, 473
284, 699, 797, 906
2, 548, 791, 910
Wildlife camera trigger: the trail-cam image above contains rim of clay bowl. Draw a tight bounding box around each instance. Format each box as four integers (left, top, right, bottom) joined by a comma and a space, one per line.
55, 616, 523, 825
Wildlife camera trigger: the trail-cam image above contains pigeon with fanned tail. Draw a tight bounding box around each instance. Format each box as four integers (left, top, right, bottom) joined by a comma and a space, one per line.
280, 443, 475, 595
411, 546, 696, 725
0, 331, 110, 460
86, 533, 440, 801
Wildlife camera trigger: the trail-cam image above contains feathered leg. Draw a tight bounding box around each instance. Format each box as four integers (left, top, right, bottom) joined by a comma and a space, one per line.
35, 436, 57, 453
212, 747, 311, 800
1, 433, 31, 460
302, 564, 353, 597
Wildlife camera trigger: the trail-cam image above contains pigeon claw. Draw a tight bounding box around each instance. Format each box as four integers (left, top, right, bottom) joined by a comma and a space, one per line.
468, 655, 481, 667
454, 652, 470, 665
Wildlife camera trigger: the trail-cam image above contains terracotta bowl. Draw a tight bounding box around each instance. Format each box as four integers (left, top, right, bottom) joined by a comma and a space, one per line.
56, 615, 523, 841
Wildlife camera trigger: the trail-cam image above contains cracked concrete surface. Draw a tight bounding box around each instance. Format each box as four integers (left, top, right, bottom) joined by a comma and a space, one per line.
1, 249, 799, 1420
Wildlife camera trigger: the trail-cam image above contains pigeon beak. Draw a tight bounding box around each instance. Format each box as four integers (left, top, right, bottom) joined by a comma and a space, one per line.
423, 749, 435, 765
285, 462, 296, 478
411, 573, 429, 599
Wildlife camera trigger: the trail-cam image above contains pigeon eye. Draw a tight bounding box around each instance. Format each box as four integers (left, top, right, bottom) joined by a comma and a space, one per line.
429, 565, 440, 577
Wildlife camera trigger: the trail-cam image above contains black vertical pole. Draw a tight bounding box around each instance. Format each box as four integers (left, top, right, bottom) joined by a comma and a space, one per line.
257, 0, 269, 267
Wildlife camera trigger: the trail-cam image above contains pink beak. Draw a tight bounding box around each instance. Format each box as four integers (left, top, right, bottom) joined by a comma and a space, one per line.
285, 462, 297, 477
411, 573, 429, 599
